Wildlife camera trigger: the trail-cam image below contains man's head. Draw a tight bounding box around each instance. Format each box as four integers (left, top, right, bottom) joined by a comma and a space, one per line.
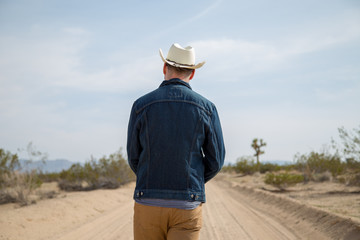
160, 43, 205, 82
163, 63, 195, 82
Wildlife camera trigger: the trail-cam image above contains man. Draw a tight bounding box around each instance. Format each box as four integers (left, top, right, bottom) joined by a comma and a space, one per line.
127, 43, 225, 240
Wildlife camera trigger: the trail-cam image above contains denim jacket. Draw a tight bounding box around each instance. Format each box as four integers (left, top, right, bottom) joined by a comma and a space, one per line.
127, 78, 225, 202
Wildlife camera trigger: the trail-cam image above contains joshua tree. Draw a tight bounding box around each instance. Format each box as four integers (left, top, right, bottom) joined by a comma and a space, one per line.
251, 138, 267, 168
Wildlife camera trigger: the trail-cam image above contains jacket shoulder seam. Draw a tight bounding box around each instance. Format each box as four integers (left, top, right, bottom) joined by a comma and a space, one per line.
135, 99, 212, 115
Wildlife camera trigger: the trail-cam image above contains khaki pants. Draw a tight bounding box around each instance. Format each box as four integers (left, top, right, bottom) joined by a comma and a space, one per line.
133, 202, 202, 240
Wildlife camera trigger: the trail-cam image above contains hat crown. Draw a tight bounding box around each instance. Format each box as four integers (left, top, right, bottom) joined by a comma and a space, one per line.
166, 43, 195, 66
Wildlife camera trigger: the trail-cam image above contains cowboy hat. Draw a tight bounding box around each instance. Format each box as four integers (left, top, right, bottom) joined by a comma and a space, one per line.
159, 43, 205, 69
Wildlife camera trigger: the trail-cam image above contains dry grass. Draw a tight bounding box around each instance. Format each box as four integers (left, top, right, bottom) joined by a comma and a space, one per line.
0, 171, 53, 206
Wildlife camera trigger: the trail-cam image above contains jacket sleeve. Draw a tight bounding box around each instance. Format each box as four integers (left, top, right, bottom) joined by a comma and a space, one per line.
203, 105, 225, 183
127, 103, 141, 173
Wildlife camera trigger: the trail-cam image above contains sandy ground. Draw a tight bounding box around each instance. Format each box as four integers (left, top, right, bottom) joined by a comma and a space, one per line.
225, 173, 360, 224
0, 175, 360, 240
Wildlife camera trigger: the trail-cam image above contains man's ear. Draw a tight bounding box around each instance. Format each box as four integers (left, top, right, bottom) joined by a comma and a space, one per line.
163, 63, 167, 75
189, 69, 195, 80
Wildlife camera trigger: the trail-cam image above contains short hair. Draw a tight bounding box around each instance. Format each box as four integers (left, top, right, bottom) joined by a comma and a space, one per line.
166, 63, 194, 78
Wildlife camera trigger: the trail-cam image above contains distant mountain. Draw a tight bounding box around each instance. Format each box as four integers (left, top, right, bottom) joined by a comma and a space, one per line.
19, 159, 76, 173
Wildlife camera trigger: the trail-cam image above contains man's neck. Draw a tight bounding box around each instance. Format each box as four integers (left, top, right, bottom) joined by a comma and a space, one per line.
165, 76, 190, 83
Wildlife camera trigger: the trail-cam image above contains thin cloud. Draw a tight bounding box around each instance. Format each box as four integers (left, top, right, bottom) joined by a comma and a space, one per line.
181, 0, 223, 26
191, 10, 360, 81
0, 26, 160, 93
284, 10, 360, 55
144, 0, 223, 42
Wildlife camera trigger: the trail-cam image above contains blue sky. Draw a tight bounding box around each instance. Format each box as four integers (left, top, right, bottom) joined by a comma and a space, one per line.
1, 0, 359, 163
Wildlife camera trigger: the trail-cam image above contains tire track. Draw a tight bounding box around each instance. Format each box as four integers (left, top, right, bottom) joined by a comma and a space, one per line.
201, 180, 312, 240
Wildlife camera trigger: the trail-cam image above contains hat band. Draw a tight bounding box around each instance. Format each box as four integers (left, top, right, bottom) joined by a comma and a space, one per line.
166, 58, 195, 67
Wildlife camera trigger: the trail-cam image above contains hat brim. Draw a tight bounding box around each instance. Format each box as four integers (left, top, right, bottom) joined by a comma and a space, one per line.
159, 49, 205, 69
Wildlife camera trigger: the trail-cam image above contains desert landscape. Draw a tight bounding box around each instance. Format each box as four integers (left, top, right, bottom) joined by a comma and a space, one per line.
1, 1, 360, 239
0, 173, 359, 240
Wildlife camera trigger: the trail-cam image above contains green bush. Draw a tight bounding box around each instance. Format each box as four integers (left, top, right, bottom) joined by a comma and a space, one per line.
1, 148, 43, 205
222, 157, 297, 174
0, 149, 20, 188
38, 172, 61, 182
335, 172, 360, 186
259, 163, 282, 173
347, 173, 360, 186
2, 169, 43, 206
294, 151, 345, 181
221, 163, 236, 173
312, 171, 332, 182
234, 156, 257, 175
265, 172, 304, 190
58, 149, 135, 191
345, 158, 360, 171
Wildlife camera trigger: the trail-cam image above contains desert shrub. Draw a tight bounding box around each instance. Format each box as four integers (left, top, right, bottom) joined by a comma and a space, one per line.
0, 149, 20, 188
58, 163, 85, 190
265, 172, 304, 190
58, 179, 84, 191
345, 158, 360, 171
0, 170, 42, 206
38, 172, 61, 182
336, 173, 360, 186
58, 149, 135, 191
332, 125, 360, 162
347, 173, 360, 186
312, 171, 332, 182
1, 148, 44, 205
259, 163, 282, 173
221, 163, 236, 173
294, 151, 345, 181
234, 156, 257, 175
281, 164, 297, 171
223, 157, 295, 174
336, 176, 346, 184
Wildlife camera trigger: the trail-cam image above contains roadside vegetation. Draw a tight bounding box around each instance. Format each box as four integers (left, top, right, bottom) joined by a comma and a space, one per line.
57, 149, 135, 191
0, 144, 135, 206
222, 125, 360, 191
2, 125, 358, 205
0, 143, 45, 206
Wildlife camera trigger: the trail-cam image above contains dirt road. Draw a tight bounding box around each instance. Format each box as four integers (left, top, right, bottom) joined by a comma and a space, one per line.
202, 180, 303, 240
2, 177, 358, 240
50, 179, 333, 240
200, 179, 330, 240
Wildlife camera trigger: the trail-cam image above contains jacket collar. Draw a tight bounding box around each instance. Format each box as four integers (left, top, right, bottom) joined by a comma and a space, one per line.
160, 78, 192, 90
